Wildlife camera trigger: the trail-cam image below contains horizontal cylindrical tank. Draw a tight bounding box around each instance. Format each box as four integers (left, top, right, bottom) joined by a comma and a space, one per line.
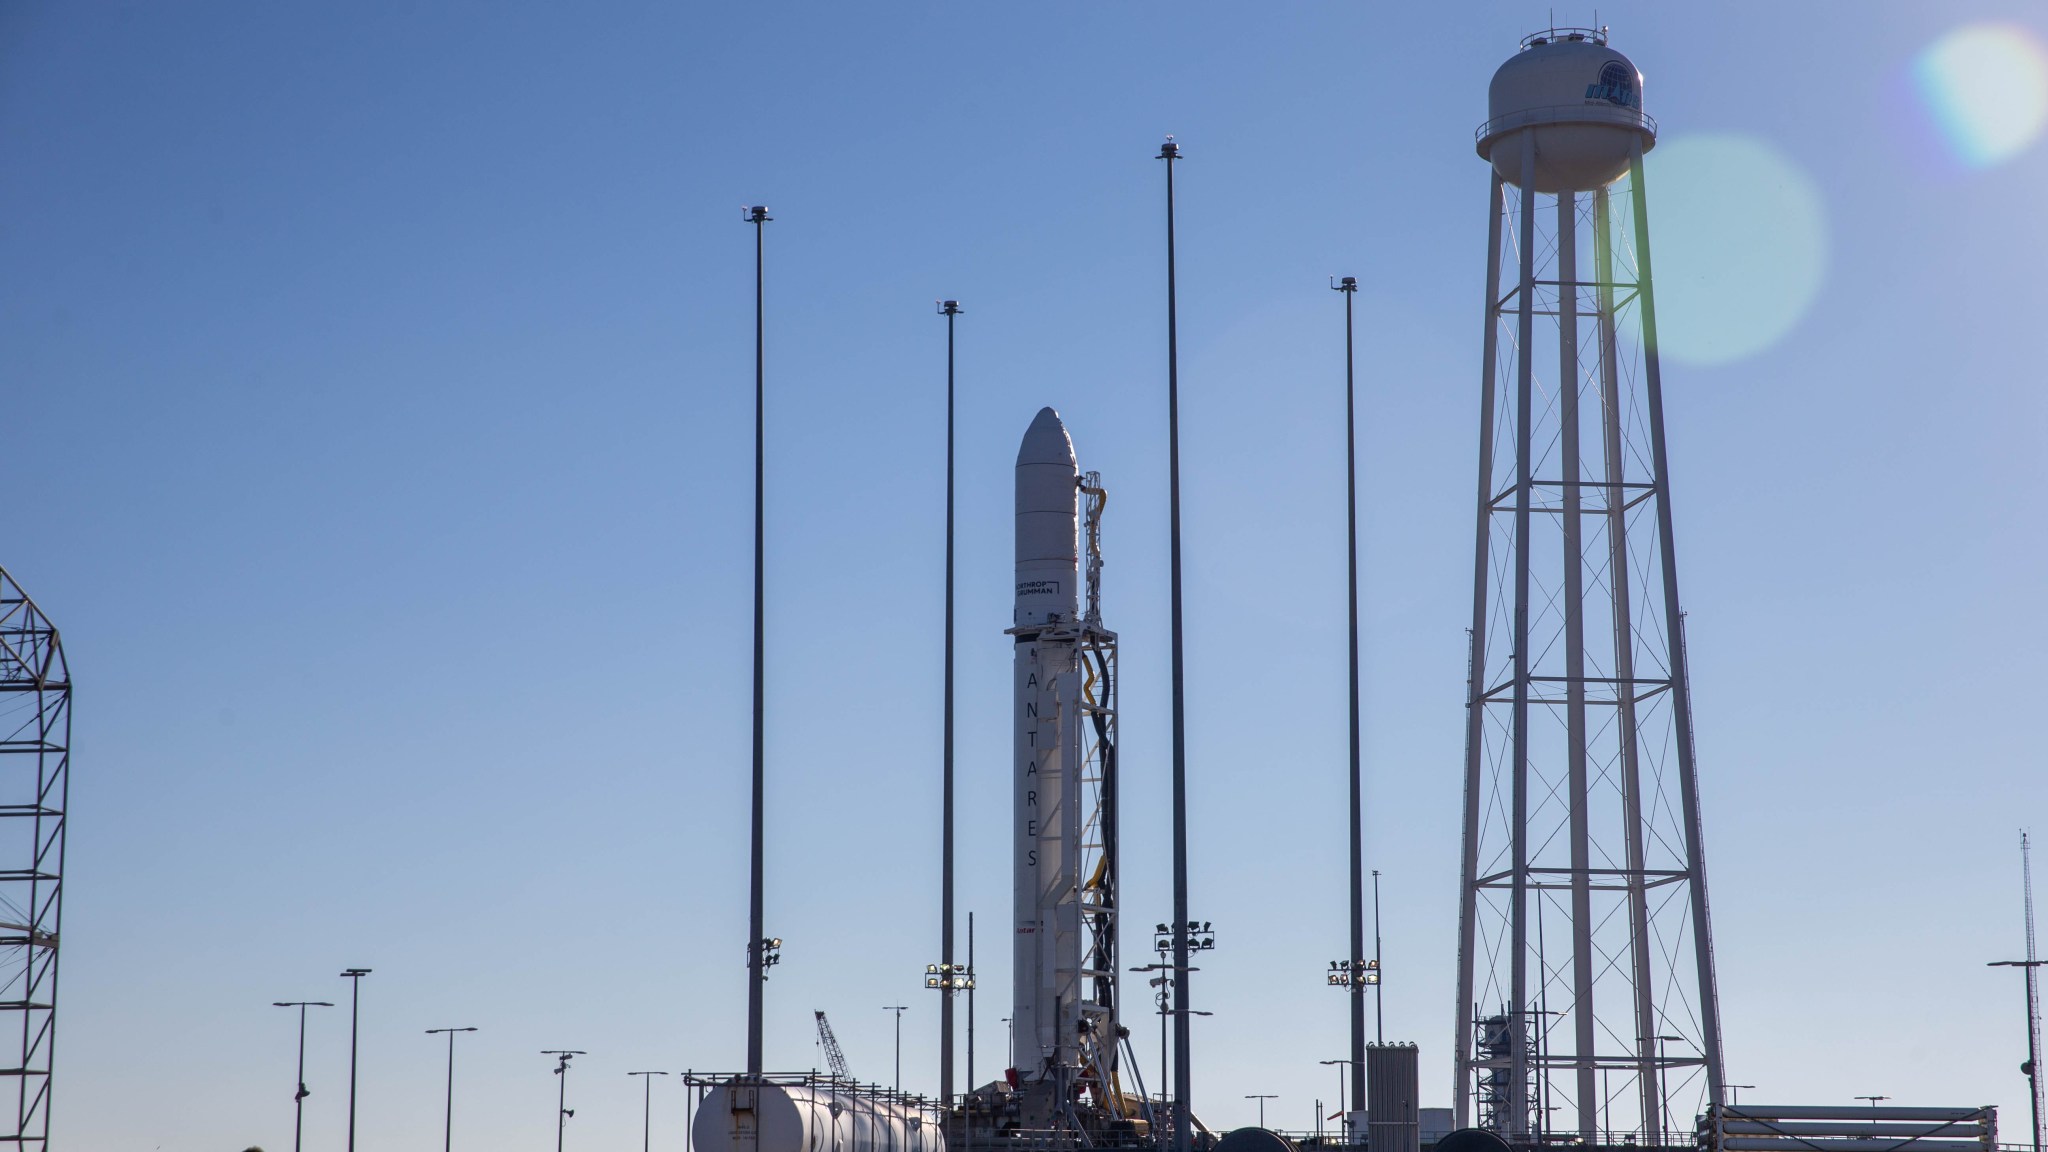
693, 1082, 944, 1152
1476, 29, 1655, 192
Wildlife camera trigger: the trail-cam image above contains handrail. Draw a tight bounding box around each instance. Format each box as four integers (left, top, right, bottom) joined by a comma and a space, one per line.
1523, 26, 1609, 48
1475, 104, 1658, 145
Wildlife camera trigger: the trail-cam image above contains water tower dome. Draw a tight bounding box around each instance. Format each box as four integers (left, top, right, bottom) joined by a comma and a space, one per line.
1476, 27, 1656, 193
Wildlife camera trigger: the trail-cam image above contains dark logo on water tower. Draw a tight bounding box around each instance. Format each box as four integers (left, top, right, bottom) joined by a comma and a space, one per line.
1585, 61, 1639, 109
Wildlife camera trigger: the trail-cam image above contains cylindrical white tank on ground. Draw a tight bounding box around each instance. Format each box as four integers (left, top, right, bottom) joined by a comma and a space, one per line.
692, 1082, 944, 1152
1475, 28, 1655, 192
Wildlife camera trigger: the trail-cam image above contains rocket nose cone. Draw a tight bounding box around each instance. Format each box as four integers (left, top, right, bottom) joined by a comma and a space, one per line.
1017, 406, 1076, 468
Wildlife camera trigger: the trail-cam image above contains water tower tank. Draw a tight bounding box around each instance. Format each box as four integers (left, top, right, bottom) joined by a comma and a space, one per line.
1476, 28, 1655, 192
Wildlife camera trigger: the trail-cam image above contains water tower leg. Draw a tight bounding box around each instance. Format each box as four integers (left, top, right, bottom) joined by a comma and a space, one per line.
1506, 126, 1539, 1145
1453, 170, 1507, 1135
1557, 189, 1602, 1147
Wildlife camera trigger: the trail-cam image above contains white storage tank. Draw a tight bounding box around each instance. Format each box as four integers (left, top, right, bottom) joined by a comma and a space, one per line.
693, 1081, 945, 1152
1475, 27, 1655, 192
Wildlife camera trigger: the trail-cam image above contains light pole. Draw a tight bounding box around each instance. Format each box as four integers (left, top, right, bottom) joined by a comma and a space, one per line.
629, 1071, 670, 1152
1133, 959, 1179, 1110
1247, 1095, 1277, 1129
925, 961, 975, 1097
273, 1000, 333, 1152
1372, 870, 1384, 1046
1654, 1035, 1686, 1143
1319, 1060, 1347, 1143
544, 1050, 586, 1152
340, 967, 372, 1152
1856, 1096, 1890, 1109
425, 1027, 478, 1152
885, 1006, 909, 1098
1157, 130, 1195, 1152
743, 201, 774, 1081
937, 296, 963, 1112
1331, 271, 1368, 1111
1727, 1085, 1755, 1107
967, 912, 977, 1099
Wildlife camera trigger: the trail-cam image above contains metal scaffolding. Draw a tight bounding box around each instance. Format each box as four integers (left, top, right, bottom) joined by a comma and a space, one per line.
0, 569, 68, 1148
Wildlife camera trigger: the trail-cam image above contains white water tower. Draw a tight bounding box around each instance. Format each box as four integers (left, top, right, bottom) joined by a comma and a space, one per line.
1453, 28, 1727, 1146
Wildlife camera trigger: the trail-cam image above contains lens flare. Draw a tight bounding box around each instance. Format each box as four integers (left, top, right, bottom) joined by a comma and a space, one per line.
1644, 134, 1828, 368
1914, 23, 2048, 168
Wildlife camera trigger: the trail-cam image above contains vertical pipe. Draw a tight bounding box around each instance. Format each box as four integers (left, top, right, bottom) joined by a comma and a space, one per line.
1557, 192, 1600, 1143
1594, 183, 1660, 1143
1507, 130, 1538, 1142
1339, 275, 1367, 1116
746, 206, 771, 1080
1628, 144, 1727, 1117
1453, 171, 1507, 1131
941, 301, 959, 1109
1158, 136, 1193, 1152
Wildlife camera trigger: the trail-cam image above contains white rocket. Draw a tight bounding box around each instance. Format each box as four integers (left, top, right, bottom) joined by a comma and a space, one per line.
1010, 407, 1118, 1094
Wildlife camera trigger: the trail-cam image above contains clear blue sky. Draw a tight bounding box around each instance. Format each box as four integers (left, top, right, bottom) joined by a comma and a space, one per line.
4, 2, 2044, 1148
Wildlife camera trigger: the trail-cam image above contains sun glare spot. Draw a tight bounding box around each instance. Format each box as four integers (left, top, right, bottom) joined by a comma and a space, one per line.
1644, 135, 1828, 368
1914, 23, 2048, 168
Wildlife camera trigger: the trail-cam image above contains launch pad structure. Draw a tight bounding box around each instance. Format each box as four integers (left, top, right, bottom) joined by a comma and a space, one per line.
694, 410, 1146, 1152
692, 29, 2029, 1152
999, 408, 1146, 1147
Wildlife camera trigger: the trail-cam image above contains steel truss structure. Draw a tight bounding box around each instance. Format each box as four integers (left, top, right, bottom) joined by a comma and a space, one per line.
0, 570, 67, 1147
1072, 473, 1126, 1126
1452, 148, 1724, 1145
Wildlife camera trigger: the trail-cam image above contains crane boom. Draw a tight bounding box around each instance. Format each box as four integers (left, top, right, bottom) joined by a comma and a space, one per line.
814, 1010, 850, 1080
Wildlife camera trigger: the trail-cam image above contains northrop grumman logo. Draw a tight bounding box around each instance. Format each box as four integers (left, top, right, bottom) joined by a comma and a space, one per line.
1017, 580, 1062, 597
1585, 61, 1639, 109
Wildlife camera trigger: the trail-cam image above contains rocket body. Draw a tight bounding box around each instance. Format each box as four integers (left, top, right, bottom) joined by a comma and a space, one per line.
1012, 407, 1083, 1081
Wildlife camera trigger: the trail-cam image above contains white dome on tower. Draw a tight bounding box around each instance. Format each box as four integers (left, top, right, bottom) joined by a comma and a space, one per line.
1476, 28, 1656, 193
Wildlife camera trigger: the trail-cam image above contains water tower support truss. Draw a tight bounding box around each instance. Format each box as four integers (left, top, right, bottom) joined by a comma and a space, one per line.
0, 569, 67, 1149
1452, 150, 1724, 1146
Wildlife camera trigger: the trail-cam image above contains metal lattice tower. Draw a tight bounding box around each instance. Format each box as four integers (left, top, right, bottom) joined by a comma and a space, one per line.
0, 569, 67, 1147
1453, 29, 1723, 1146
